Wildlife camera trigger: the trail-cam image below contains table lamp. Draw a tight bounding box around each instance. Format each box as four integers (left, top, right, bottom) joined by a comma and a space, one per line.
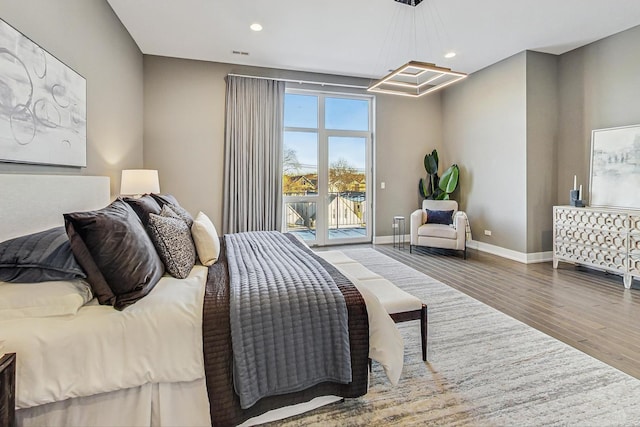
120, 169, 160, 196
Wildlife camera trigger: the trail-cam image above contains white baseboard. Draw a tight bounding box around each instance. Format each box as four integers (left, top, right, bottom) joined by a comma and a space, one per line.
373, 234, 408, 245
372, 236, 552, 264
465, 240, 553, 264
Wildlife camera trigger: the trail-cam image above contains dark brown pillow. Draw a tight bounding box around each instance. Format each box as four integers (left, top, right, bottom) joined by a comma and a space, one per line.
150, 193, 193, 227
150, 193, 180, 208
64, 199, 164, 310
64, 222, 116, 305
122, 194, 162, 227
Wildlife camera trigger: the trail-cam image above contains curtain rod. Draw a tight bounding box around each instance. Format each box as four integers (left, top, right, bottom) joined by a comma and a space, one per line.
227, 73, 369, 89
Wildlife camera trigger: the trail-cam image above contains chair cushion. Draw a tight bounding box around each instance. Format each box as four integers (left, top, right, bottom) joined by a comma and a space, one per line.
418, 223, 458, 239
357, 278, 423, 314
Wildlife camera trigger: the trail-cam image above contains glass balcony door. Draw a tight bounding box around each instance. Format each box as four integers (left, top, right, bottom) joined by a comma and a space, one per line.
282, 91, 372, 246
327, 136, 369, 243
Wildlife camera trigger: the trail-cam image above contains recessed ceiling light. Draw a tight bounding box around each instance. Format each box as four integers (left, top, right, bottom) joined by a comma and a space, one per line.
250, 23, 263, 32
444, 52, 457, 59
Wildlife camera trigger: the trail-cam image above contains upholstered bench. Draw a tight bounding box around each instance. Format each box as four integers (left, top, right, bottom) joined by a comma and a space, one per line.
316, 251, 428, 361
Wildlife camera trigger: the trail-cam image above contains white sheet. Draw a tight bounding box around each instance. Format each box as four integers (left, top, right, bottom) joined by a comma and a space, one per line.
0, 279, 93, 321
0, 265, 208, 409
316, 251, 404, 385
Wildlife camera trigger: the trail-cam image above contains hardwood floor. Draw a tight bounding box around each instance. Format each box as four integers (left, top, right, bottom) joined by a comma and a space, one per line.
331, 243, 640, 380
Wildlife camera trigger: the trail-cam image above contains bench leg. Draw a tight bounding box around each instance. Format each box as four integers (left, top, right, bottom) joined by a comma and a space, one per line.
420, 304, 428, 361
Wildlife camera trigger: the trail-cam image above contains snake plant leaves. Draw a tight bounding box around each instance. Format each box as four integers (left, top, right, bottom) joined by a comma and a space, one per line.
419, 149, 459, 201
424, 150, 439, 175
419, 178, 427, 198
439, 164, 459, 194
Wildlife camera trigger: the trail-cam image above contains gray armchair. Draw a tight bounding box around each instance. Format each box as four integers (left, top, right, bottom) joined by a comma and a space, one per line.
410, 199, 467, 258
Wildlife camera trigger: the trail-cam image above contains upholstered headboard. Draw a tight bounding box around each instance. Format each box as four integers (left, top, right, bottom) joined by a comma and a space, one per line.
0, 174, 110, 242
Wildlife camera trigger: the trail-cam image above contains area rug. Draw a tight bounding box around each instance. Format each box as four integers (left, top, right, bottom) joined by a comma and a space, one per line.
271, 248, 640, 426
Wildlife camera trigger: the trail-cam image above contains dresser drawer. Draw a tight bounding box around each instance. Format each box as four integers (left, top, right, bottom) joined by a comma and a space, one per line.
555, 208, 628, 232
555, 242, 627, 271
555, 226, 626, 252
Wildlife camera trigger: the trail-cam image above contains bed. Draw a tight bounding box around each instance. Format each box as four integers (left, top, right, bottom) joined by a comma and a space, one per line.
0, 174, 403, 427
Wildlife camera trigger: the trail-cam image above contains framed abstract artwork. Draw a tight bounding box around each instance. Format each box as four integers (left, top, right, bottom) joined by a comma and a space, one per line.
0, 18, 86, 167
589, 124, 640, 210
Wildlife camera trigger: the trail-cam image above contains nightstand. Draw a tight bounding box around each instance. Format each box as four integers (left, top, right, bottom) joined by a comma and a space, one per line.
0, 353, 15, 427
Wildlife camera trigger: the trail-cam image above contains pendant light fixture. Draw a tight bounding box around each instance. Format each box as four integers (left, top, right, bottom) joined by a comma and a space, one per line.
367, 0, 467, 97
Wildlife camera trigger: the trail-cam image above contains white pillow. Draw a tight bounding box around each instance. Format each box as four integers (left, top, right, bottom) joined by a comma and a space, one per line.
0, 279, 93, 321
191, 212, 221, 266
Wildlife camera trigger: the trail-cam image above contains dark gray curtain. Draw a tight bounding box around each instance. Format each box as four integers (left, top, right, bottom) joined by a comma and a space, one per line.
223, 76, 285, 234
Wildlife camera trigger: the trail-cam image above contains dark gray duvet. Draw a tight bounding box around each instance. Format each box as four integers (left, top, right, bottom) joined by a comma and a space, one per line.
224, 231, 352, 409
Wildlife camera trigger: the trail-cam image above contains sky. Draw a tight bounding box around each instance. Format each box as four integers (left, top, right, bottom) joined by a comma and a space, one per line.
283, 94, 369, 172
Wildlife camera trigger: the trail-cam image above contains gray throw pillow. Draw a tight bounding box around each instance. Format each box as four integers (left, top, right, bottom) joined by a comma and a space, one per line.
149, 193, 194, 228
0, 227, 86, 283
147, 205, 196, 279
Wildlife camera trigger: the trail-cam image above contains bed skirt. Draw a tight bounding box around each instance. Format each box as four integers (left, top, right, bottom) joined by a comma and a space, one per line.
16, 378, 211, 427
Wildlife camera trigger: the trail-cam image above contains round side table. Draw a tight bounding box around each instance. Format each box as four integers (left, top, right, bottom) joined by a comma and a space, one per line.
393, 216, 405, 249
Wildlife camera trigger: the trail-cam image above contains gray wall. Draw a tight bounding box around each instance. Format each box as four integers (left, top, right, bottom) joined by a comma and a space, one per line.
558, 25, 640, 205
442, 52, 528, 253
143, 56, 226, 228
525, 51, 558, 253
441, 22, 640, 256
375, 92, 442, 237
0, 0, 144, 196
143, 55, 442, 239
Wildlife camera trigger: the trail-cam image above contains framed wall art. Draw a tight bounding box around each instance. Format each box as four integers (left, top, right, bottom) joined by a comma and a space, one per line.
590, 124, 640, 210
0, 18, 86, 167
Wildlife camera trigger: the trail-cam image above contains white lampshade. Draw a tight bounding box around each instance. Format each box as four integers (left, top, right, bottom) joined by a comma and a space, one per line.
120, 169, 160, 195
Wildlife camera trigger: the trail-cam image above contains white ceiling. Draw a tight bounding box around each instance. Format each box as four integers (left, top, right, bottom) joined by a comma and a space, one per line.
107, 0, 640, 79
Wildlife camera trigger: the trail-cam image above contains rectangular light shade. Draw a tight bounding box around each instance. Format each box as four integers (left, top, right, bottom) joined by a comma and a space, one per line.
368, 60, 467, 97
120, 169, 160, 195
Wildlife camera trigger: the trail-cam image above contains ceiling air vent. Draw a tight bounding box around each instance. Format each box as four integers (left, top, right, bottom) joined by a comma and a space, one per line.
394, 0, 424, 5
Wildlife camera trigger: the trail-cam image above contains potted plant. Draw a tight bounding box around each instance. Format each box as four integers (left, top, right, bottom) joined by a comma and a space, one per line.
418, 149, 459, 200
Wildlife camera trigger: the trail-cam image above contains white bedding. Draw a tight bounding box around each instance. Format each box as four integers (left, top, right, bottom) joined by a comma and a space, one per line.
3, 249, 401, 424
0, 265, 208, 409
